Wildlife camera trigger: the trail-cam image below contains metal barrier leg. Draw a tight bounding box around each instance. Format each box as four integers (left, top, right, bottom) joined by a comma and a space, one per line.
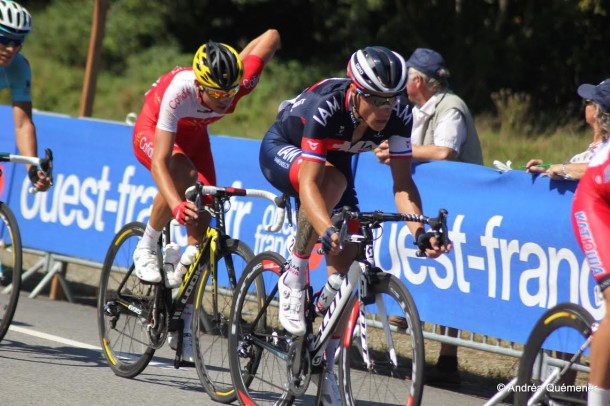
1, 253, 51, 294
29, 259, 74, 303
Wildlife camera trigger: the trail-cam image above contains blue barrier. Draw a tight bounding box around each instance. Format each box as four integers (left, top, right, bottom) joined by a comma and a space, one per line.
0, 105, 599, 345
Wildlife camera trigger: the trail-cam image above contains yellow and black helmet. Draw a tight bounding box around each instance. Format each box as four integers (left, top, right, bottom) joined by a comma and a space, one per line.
193, 41, 244, 90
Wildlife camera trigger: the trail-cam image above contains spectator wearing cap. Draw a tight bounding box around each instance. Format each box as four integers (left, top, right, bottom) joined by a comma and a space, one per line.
525, 79, 610, 180
375, 48, 483, 166
375, 48, 483, 388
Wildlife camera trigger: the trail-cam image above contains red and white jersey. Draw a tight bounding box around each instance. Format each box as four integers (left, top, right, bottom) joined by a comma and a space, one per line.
571, 139, 610, 288
140, 54, 264, 136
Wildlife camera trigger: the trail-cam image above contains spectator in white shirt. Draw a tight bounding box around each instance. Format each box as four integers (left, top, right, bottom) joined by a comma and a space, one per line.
375, 48, 483, 388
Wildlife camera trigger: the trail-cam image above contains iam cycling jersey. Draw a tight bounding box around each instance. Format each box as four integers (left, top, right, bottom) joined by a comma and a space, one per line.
571, 139, 610, 290
0, 53, 32, 102
133, 54, 264, 186
260, 78, 412, 207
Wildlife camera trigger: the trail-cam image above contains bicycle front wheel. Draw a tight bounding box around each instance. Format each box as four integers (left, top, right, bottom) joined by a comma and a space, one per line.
228, 251, 296, 406
339, 271, 425, 406
0, 202, 22, 342
192, 238, 254, 403
514, 302, 594, 405
97, 221, 157, 378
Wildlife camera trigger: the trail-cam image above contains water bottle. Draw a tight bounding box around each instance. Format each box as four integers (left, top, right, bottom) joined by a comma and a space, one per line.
168, 244, 198, 288
163, 242, 181, 288
316, 273, 344, 315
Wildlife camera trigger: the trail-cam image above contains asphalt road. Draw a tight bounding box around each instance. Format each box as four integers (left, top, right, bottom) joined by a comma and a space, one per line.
0, 293, 506, 406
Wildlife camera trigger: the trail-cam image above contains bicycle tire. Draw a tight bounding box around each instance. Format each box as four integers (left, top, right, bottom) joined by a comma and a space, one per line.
0, 202, 22, 342
97, 221, 158, 378
514, 302, 594, 406
339, 270, 425, 406
228, 251, 296, 406
192, 238, 254, 403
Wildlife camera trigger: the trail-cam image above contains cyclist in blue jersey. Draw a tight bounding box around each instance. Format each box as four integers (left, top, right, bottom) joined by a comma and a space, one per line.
0, 0, 50, 191
259, 46, 449, 405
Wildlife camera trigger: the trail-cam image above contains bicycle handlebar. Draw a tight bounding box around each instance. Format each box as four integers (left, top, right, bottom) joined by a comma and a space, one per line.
0, 148, 54, 194
185, 183, 290, 232
318, 207, 451, 257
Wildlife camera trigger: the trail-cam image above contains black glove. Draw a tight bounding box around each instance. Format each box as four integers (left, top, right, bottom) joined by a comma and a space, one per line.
28, 166, 39, 184
321, 226, 338, 254
414, 231, 436, 256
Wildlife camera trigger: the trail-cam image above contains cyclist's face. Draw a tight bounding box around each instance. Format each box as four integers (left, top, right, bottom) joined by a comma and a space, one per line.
0, 42, 22, 67
355, 88, 396, 132
199, 84, 237, 113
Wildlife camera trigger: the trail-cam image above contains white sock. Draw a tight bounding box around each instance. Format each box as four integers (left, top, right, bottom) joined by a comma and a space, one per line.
182, 304, 193, 334
325, 337, 340, 372
282, 252, 308, 290
139, 223, 161, 252
588, 384, 610, 405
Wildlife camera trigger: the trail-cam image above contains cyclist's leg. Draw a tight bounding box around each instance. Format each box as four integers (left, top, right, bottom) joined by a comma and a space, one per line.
133, 124, 197, 283
167, 135, 215, 364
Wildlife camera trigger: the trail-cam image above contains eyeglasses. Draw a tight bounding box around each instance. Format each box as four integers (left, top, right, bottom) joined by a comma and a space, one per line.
200, 85, 240, 99
356, 89, 398, 107
0, 36, 24, 47
585, 99, 594, 106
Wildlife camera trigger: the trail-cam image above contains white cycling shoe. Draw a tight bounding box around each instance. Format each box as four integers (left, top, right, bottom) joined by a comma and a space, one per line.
278, 273, 306, 336
133, 245, 161, 284
320, 371, 342, 406
168, 331, 194, 364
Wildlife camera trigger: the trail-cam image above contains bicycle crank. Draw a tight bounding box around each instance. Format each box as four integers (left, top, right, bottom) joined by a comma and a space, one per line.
286, 336, 311, 396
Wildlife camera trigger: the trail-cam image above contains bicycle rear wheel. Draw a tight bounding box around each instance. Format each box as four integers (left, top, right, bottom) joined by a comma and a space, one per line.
514, 302, 594, 405
339, 270, 425, 406
0, 202, 22, 342
192, 238, 254, 403
97, 221, 158, 378
228, 251, 296, 406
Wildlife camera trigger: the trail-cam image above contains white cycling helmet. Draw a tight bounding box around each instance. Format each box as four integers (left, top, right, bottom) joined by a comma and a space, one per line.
347, 46, 407, 94
0, 0, 31, 38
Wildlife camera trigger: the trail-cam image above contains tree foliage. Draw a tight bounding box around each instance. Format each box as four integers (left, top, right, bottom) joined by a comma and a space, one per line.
19, 0, 610, 131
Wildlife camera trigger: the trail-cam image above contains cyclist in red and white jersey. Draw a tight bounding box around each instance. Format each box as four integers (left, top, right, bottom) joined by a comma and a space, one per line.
260, 46, 448, 405
570, 78, 610, 405
132, 29, 280, 363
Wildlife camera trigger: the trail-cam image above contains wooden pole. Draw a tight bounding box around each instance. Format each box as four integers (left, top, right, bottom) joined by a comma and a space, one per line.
79, 0, 108, 117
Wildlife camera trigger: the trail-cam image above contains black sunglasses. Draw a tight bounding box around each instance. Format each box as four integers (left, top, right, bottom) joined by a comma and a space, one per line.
356, 89, 397, 107
0, 36, 24, 47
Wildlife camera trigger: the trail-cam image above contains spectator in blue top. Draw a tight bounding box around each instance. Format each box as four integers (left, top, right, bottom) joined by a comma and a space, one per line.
0, 0, 51, 191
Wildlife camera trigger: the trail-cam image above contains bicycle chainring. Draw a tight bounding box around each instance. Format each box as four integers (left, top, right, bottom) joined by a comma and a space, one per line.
286, 337, 311, 396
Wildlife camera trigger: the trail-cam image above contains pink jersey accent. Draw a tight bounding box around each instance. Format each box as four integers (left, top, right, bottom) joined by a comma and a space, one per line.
571, 140, 610, 288
132, 55, 265, 185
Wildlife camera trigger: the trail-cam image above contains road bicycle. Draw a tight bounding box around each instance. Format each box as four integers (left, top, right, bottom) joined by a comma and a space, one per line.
513, 301, 595, 405
228, 206, 451, 405
97, 182, 289, 403
0, 148, 53, 343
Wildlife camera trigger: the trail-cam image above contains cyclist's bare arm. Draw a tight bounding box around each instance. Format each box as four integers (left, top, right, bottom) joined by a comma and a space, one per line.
13, 101, 52, 192
390, 156, 448, 258
239, 29, 281, 65
150, 127, 198, 224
